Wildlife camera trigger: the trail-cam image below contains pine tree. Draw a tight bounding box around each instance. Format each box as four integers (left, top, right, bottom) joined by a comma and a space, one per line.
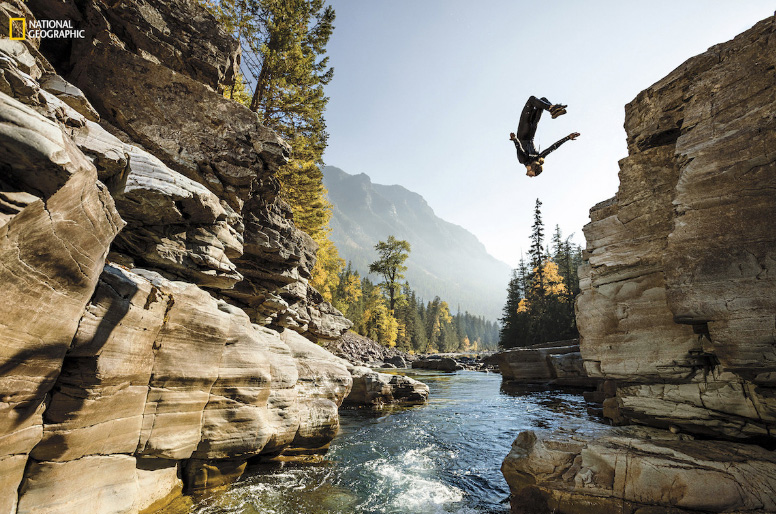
499, 201, 583, 348
499, 270, 524, 348
529, 199, 546, 296
201, 0, 342, 299
369, 236, 411, 312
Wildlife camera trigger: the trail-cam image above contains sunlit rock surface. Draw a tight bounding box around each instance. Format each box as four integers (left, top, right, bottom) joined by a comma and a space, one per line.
344, 366, 429, 407
0, 0, 356, 511
576, 13, 776, 440
503, 428, 776, 514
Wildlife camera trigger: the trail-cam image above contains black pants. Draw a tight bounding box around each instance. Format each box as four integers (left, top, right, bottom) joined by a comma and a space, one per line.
517, 96, 552, 154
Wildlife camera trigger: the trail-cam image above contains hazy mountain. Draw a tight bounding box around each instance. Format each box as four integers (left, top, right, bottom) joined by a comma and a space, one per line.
323, 166, 512, 321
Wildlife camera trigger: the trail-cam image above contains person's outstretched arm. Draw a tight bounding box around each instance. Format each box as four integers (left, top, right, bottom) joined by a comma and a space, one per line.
538, 132, 580, 159
510, 133, 529, 163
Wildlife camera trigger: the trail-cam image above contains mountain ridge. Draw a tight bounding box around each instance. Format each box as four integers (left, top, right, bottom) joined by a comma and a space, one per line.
323, 165, 511, 320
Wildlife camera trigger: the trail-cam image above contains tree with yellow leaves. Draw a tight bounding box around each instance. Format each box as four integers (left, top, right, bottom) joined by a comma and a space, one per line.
201, 0, 343, 302
500, 199, 582, 348
362, 285, 398, 347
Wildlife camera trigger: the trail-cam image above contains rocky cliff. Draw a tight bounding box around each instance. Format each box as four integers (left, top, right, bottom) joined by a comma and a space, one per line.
0, 0, 357, 512
503, 14, 776, 513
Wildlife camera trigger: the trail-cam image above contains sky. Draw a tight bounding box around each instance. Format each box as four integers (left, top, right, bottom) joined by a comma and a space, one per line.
320, 1, 775, 268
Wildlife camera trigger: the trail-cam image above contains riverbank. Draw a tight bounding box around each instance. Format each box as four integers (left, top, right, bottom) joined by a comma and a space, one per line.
160, 370, 605, 514
322, 331, 499, 372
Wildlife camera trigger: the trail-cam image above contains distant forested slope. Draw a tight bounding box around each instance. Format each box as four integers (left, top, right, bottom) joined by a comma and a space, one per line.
323, 166, 511, 320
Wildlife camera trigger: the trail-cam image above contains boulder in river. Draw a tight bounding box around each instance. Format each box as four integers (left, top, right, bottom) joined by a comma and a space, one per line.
344, 366, 429, 407
496, 340, 599, 388
412, 357, 462, 372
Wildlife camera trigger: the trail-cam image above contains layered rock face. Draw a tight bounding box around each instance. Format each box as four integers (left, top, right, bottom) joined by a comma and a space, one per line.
27, 0, 350, 341
503, 15, 776, 513
497, 340, 597, 388
0, 0, 355, 512
503, 428, 776, 514
577, 14, 776, 441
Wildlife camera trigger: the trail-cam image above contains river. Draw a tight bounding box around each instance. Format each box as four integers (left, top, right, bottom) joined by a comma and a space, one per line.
181, 369, 606, 514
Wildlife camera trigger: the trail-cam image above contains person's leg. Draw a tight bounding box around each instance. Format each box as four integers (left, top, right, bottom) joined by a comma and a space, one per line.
518, 96, 551, 141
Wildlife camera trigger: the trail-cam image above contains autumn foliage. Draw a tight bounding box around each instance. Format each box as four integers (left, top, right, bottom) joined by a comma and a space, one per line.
500, 199, 582, 348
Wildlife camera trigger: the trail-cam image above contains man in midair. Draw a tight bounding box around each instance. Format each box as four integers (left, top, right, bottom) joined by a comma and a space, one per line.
510, 96, 580, 177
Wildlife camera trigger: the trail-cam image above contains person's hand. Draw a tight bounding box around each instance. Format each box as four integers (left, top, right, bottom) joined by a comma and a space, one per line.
569, 132, 580, 140
509, 132, 516, 141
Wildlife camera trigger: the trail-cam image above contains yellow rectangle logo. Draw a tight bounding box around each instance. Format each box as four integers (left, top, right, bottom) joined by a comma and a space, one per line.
9, 18, 25, 40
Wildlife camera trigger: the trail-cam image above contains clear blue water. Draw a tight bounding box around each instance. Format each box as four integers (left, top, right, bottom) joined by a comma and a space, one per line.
186, 370, 606, 514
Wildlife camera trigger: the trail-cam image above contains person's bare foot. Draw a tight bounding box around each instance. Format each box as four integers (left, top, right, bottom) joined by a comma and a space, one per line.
569, 132, 580, 140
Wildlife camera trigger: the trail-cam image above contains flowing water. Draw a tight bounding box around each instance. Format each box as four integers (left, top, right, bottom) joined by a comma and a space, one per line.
182, 370, 608, 514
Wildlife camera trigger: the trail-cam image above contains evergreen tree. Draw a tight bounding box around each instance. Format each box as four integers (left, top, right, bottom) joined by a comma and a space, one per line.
200, 0, 342, 300
529, 199, 546, 296
499, 201, 582, 348
394, 284, 427, 353
332, 262, 362, 315
369, 236, 411, 312
499, 270, 524, 348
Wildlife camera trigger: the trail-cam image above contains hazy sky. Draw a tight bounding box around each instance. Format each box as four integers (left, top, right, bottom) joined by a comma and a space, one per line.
321, 1, 774, 268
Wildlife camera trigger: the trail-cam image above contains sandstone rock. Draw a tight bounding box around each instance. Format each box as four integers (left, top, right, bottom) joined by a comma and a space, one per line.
68, 120, 129, 192
502, 427, 776, 514
304, 298, 354, 341
576, 14, 776, 439
40, 73, 99, 121
0, 189, 38, 227
281, 330, 353, 454
611, 373, 774, 439
0, 0, 355, 509
0, 1, 54, 79
12, 263, 356, 505
0, 91, 123, 505
344, 366, 429, 407
17, 456, 139, 514
412, 357, 461, 372
134, 460, 183, 513
183, 459, 247, 496
46, 0, 353, 336
30, 266, 166, 463
64, 9, 287, 212
497, 340, 597, 387
385, 355, 408, 368
131, 269, 280, 461
68, 119, 250, 290
28, 0, 239, 92
0, 39, 91, 132
252, 333, 300, 456
18, 457, 181, 514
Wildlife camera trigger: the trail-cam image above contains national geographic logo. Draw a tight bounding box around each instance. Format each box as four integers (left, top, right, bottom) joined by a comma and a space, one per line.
9, 18, 24, 40
8, 18, 85, 40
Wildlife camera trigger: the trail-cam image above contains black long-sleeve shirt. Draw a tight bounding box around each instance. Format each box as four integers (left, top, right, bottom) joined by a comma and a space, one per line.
513, 134, 573, 164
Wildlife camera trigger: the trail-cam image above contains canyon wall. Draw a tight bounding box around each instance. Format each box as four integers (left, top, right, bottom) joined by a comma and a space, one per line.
0, 0, 355, 512
503, 14, 776, 513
